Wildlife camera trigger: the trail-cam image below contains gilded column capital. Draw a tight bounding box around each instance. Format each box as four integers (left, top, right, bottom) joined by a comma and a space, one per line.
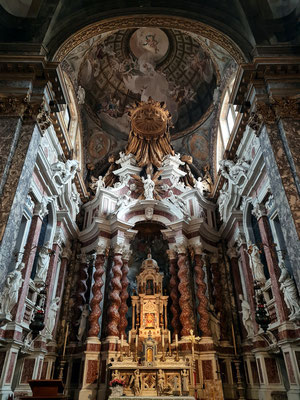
210, 253, 218, 264
227, 247, 238, 259
176, 244, 187, 255
167, 248, 177, 260
96, 242, 108, 256
251, 203, 268, 220
122, 246, 132, 261
113, 243, 124, 255
194, 243, 204, 256
62, 243, 72, 259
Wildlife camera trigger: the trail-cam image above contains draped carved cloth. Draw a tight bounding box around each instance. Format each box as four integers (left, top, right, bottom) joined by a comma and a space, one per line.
126, 99, 174, 167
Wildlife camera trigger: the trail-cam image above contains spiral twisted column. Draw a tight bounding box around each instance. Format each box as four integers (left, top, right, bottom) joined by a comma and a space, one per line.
72, 252, 89, 339
210, 252, 228, 339
88, 244, 107, 337
167, 249, 181, 337
119, 246, 131, 338
194, 245, 211, 337
107, 244, 123, 337
177, 245, 195, 337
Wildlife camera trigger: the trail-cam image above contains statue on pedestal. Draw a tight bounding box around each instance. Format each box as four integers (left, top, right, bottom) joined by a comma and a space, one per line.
130, 369, 141, 396
45, 297, 60, 338
181, 369, 189, 393
239, 294, 254, 337
77, 304, 89, 341
157, 369, 165, 395
279, 262, 300, 320
0, 262, 24, 319
142, 174, 155, 200
248, 244, 266, 286
35, 244, 51, 283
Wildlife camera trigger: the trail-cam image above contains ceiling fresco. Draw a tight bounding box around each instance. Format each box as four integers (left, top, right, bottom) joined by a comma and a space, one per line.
63, 27, 236, 178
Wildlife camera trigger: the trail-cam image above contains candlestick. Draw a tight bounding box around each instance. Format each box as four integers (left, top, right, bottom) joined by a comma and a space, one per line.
162, 331, 165, 348
175, 333, 178, 348
62, 323, 69, 357
168, 331, 171, 354
231, 323, 237, 356
121, 334, 124, 349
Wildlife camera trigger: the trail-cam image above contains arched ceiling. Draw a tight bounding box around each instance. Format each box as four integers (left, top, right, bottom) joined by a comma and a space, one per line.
62, 26, 236, 179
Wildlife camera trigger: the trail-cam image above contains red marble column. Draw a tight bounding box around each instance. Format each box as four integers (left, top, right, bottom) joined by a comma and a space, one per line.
177, 245, 195, 337
70, 252, 89, 340
88, 245, 106, 338
252, 203, 289, 322
194, 245, 211, 337
227, 247, 246, 336
15, 201, 47, 322
44, 241, 61, 319
236, 234, 258, 334
107, 244, 123, 337
210, 252, 227, 338
119, 247, 131, 339
55, 243, 72, 299
167, 249, 181, 337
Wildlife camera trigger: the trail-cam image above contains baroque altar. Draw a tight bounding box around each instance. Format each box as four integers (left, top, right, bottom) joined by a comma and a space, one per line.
109, 254, 195, 399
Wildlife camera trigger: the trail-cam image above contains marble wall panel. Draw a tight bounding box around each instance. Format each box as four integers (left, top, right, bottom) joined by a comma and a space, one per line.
86, 360, 98, 384
284, 352, 296, 384
265, 358, 280, 384
0, 117, 21, 196
20, 358, 35, 384
260, 126, 300, 291
202, 360, 213, 380
0, 123, 41, 289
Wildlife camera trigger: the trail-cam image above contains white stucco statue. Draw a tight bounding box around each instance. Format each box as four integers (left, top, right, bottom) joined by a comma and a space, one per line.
35, 244, 51, 282
51, 159, 79, 187
77, 304, 89, 341
249, 244, 266, 286
142, 174, 155, 200
167, 190, 189, 218
279, 262, 300, 320
219, 157, 250, 185
208, 304, 221, 342
45, 297, 60, 338
181, 369, 189, 393
77, 86, 85, 105
0, 262, 24, 318
239, 294, 254, 337
218, 188, 229, 221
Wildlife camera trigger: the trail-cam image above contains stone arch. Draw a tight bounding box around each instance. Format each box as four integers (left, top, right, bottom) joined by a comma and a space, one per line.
51, 15, 249, 65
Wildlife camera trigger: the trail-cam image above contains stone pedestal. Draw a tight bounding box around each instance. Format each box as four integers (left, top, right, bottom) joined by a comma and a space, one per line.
78, 337, 101, 400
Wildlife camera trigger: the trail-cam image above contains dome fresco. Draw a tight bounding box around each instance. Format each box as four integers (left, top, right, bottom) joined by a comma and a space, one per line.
64, 27, 235, 175
77, 28, 217, 139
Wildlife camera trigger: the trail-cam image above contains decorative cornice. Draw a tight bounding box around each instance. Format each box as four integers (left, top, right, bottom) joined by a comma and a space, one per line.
54, 15, 246, 64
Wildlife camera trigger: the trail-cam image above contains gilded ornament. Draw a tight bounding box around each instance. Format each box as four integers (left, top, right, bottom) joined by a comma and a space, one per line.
126, 99, 174, 167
